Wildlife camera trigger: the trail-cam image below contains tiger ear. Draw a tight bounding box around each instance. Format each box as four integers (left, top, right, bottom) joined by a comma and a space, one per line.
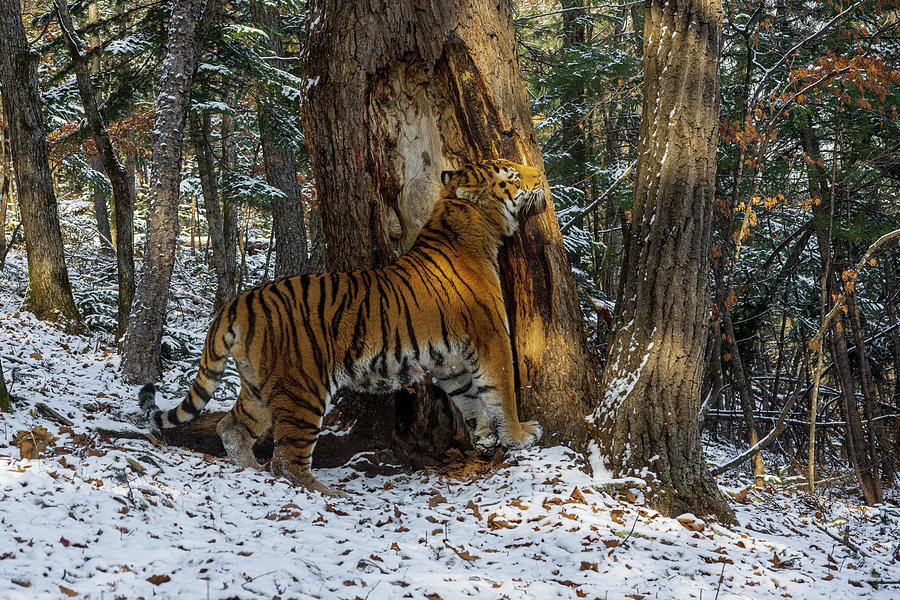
440, 170, 457, 186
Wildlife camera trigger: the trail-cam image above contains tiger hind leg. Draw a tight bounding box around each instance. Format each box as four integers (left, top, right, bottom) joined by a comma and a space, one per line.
217, 381, 271, 469
268, 386, 346, 497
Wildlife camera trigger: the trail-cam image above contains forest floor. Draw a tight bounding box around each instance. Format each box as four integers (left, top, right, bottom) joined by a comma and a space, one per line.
1, 247, 899, 600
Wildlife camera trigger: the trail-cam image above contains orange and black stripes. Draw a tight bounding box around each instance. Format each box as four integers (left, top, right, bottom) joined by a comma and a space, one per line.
138, 159, 546, 493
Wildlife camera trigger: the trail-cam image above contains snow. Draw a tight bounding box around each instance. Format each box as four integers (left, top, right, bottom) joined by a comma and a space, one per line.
2, 250, 899, 599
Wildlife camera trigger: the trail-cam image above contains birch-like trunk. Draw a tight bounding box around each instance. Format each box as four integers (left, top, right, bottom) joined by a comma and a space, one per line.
121, 0, 217, 383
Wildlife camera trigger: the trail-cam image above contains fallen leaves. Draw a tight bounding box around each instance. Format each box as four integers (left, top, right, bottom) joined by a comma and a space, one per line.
14, 426, 57, 459
677, 514, 706, 532
146, 574, 171, 586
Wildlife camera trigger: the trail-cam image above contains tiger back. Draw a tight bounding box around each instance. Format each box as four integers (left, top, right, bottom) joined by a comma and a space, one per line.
139, 158, 546, 496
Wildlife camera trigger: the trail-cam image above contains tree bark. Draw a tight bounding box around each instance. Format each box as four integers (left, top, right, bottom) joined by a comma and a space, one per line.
251, 0, 308, 277
0, 356, 11, 414
121, 0, 217, 384
301, 0, 595, 465
90, 155, 114, 253
219, 112, 240, 297
0, 0, 82, 326
55, 0, 135, 342
189, 112, 230, 311
0, 168, 9, 261
594, 0, 734, 522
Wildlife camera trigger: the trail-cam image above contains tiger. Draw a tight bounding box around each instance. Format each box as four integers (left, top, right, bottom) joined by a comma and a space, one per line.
139, 158, 546, 496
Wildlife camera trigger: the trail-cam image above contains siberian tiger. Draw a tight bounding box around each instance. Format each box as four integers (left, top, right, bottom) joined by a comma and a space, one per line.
139, 158, 546, 496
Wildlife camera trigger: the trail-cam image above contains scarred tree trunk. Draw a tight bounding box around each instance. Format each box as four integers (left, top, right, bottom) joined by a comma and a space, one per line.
301, 0, 595, 465
252, 0, 307, 278
0, 0, 81, 326
121, 0, 217, 384
594, 0, 734, 522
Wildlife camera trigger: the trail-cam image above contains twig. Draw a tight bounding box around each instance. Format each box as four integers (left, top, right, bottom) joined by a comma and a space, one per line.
621, 513, 640, 544
813, 523, 890, 566
560, 162, 635, 234
711, 358, 806, 476
713, 561, 726, 600
35, 402, 74, 426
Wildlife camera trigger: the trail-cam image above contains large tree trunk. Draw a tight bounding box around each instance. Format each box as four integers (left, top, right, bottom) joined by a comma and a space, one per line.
252, 1, 307, 278
121, 0, 217, 384
301, 0, 595, 464
594, 0, 734, 522
0, 0, 81, 326
55, 0, 135, 342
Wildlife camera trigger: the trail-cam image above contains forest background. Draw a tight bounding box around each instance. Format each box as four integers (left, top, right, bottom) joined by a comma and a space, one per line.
0, 0, 898, 519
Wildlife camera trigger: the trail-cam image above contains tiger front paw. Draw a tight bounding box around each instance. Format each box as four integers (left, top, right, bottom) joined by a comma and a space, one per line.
503, 420, 542, 450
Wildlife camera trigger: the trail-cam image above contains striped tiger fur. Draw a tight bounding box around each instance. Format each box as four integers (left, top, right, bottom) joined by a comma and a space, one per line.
139, 158, 546, 496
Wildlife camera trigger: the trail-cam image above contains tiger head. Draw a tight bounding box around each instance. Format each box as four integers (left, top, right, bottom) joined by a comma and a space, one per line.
440, 159, 547, 237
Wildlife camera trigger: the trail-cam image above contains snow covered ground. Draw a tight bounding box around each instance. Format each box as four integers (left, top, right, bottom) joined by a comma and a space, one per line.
2, 248, 899, 599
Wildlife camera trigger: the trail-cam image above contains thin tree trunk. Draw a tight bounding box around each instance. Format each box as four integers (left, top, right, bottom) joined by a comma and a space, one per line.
121, 0, 217, 384
0, 0, 81, 326
86, 1, 113, 256
55, 0, 135, 341
251, 0, 307, 277
91, 155, 114, 254
594, 0, 733, 522
220, 112, 240, 297
0, 357, 11, 413
0, 169, 9, 261
301, 0, 595, 466
307, 200, 325, 274
848, 290, 894, 482
721, 305, 765, 485
190, 112, 230, 311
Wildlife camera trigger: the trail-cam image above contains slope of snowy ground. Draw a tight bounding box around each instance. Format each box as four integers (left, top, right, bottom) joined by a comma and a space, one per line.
2, 249, 899, 600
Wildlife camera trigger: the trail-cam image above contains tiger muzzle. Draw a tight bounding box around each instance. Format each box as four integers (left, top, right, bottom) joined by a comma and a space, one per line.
523, 187, 547, 218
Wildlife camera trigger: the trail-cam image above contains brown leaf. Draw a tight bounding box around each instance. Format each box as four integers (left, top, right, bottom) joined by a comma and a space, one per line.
11, 579, 30, 588
428, 493, 447, 508
146, 574, 171, 586
677, 515, 706, 532
465, 500, 482, 520
29, 352, 43, 361
448, 543, 479, 562
127, 458, 146, 474
14, 426, 57, 459
326, 504, 348, 516
59, 585, 78, 597
579, 561, 598, 572
426, 594, 443, 600
569, 487, 587, 504
610, 509, 625, 524
59, 536, 70, 547
487, 513, 516, 531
